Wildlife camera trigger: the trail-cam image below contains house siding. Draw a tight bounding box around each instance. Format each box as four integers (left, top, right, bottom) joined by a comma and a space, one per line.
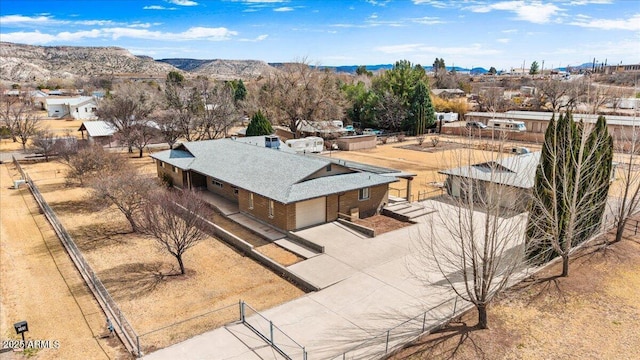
206, 177, 238, 202
337, 184, 389, 218
156, 161, 186, 188
239, 190, 296, 230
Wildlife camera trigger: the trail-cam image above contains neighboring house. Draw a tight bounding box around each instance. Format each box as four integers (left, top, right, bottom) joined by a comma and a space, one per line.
464, 111, 640, 136
45, 96, 98, 120
439, 152, 541, 211
431, 88, 466, 99
78, 120, 117, 146
151, 136, 401, 231
297, 120, 348, 138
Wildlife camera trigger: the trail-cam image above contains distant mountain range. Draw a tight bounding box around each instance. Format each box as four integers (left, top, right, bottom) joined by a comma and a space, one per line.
0, 42, 602, 85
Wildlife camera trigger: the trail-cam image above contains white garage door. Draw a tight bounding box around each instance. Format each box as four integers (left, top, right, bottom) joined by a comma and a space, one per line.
295, 197, 326, 229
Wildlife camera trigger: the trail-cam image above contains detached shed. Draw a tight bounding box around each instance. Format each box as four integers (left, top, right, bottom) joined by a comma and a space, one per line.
336, 134, 377, 151
78, 121, 117, 146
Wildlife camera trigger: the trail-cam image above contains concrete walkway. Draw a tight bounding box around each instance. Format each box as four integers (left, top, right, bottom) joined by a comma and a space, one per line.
145, 200, 480, 360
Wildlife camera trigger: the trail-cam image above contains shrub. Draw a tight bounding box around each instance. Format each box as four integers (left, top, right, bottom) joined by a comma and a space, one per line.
431, 137, 440, 147
397, 134, 405, 142
417, 135, 425, 145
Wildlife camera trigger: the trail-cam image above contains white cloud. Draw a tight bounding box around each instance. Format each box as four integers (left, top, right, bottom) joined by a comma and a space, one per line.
143, 5, 176, 10
467, 1, 562, 24
0, 15, 54, 24
240, 34, 269, 42
497, 38, 511, 43
167, 0, 198, 6
2, 26, 238, 44
274, 7, 294, 12
412, 0, 452, 8
410, 16, 445, 25
502, 29, 518, 33
569, 13, 640, 31
567, 0, 612, 5
2, 31, 58, 44
366, 0, 391, 6
376, 43, 501, 56
375, 43, 424, 53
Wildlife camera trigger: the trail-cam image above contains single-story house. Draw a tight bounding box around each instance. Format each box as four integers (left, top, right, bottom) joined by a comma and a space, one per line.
151, 136, 402, 231
46, 96, 98, 120
439, 152, 541, 211
464, 111, 640, 138
78, 120, 117, 146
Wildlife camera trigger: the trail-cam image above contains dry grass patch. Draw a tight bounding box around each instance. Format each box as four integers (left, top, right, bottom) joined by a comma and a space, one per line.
390, 231, 640, 360
255, 243, 304, 266
20, 157, 305, 354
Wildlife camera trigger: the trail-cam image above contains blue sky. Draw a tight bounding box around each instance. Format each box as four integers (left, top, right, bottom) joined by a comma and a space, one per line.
1, 0, 638, 70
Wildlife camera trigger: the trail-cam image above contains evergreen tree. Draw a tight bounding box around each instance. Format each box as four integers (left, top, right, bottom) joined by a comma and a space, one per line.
233, 79, 247, 103
246, 110, 273, 136
529, 61, 540, 75
526, 112, 613, 276
409, 80, 436, 135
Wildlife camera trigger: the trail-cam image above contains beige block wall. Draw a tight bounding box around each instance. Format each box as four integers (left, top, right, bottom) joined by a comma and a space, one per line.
337, 184, 390, 219
206, 177, 238, 202
156, 161, 186, 188
239, 190, 295, 230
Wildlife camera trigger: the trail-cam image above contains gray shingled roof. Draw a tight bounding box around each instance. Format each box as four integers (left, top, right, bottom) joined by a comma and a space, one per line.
439, 152, 540, 189
151, 137, 397, 203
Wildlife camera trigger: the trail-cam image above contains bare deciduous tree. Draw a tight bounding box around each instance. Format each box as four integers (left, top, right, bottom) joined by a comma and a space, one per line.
411, 146, 528, 329
139, 189, 210, 275
259, 60, 345, 136
155, 109, 183, 149
609, 126, 640, 243
63, 146, 124, 185
195, 82, 239, 140
96, 82, 158, 153
30, 130, 60, 162
0, 92, 41, 150
89, 164, 158, 232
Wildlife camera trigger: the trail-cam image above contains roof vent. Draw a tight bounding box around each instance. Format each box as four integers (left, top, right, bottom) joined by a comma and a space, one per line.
265, 135, 280, 149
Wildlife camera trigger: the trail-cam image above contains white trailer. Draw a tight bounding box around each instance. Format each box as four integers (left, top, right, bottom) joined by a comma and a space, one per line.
285, 136, 325, 153
487, 119, 526, 132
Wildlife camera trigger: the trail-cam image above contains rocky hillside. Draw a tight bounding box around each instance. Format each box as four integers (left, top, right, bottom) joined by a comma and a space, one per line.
0, 42, 178, 84
158, 58, 276, 80
0, 42, 279, 84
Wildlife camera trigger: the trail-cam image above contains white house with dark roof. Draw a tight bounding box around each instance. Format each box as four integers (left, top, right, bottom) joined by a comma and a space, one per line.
151, 136, 401, 231
46, 96, 98, 120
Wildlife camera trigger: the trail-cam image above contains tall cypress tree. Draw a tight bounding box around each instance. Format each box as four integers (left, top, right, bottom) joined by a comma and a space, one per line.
527, 112, 612, 276
409, 80, 435, 135
246, 110, 273, 136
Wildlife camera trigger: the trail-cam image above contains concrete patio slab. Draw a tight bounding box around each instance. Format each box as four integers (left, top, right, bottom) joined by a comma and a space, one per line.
287, 254, 357, 289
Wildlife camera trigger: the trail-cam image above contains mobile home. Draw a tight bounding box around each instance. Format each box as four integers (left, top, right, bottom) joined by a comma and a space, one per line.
487, 119, 526, 132
285, 137, 325, 153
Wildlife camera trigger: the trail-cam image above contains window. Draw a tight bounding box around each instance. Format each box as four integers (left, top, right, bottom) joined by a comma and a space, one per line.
268, 200, 274, 218
359, 187, 370, 201
249, 193, 254, 209
233, 187, 239, 196
212, 180, 223, 188
172, 166, 178, 173
326, 164, 331, 172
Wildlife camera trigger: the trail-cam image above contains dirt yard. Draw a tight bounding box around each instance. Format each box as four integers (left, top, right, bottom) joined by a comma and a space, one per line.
326, 135, 507, 201
0, 119, 83, 153
0, 163, 129, 360
390, 229, 640, 360
5, 155, 305, 355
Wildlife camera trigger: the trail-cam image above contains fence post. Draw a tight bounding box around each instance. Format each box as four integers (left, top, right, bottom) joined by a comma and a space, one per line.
385, 330, 390, 353
239, 301, 245, 323
136, 335, 140, 358
422, 312, 427, 333
269, 321, 274, 344
302, 346, 307, 360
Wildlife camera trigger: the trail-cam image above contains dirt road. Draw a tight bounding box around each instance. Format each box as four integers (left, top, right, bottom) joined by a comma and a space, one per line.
0, 163, 128, 359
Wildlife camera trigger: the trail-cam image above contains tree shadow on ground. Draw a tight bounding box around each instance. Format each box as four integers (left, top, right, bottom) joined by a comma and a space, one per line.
98, 261, 178, 301
69, 220, 133, 250
34, 182, 69, 194
397, 321, 486, 360
48, 198, 108, 215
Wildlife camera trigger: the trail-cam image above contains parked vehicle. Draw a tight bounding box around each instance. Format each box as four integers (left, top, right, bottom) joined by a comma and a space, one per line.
466, 121, 487, 129
487, 119, 526, 132
363, 128, 383, 136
